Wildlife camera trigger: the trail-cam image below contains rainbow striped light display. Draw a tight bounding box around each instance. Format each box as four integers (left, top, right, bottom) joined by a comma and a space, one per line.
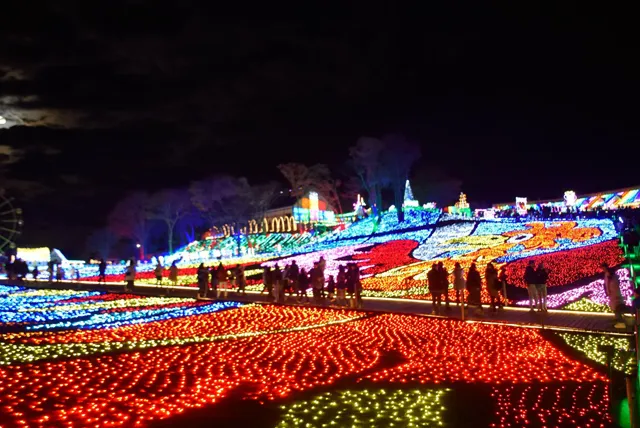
0, 287, 616, 426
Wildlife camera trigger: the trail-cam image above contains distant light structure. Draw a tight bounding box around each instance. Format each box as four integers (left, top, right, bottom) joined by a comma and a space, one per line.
564, 190, 577, 207
403, 180, 419, 207
515, 197, 527, 215
0, 116, 6, 125
309, 192, 319, 222
455, 193, 469, 209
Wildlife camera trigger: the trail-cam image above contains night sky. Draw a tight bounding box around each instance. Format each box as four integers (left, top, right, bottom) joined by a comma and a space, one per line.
1, 2, 638, 256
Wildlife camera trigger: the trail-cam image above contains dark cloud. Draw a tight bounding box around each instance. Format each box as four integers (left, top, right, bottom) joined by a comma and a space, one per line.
0, 1, 639, 256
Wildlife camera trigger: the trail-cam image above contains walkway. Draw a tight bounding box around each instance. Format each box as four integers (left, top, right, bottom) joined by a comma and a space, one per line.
2, 279, 633, 336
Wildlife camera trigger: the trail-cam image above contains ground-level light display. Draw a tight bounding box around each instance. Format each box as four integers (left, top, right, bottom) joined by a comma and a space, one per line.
74, 215, 627, 313
0, 286, 621, 427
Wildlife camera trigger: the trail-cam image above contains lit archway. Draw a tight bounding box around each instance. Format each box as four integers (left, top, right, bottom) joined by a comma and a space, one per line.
285, 216, 296, 232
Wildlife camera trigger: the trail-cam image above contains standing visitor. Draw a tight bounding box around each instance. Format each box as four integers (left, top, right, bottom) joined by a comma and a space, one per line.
602, 264, 626, 329
210, 265, 219, 298
498, 266, 508, 307
327, 275, 336, 302
524, 260, 538, 312
466, 263, 482, 314
56, 264, 64, 282
197, 263, 209, 298
298, 268, 310, 303
437, 262, 451, 310
98, 259, 107, 283
229, 265, 237, 294
217, 263, 228, 298
310, 262, 323, 303
263, 266, 273, 299
353, 264, 363, 308
283, 264, 291, 296
453, 262, 466, 306
535, 262, 549, 311
47, 261, 54, 283
154, 261, 163, 285
169, 262, 179, 286
273, 264, 283, 303
336, 265, 347, 306
237, 265, 247, 295
233, 265, 241, 293
318, 256, 326, 277
485, 263, 500, 313
427, 263, 443, 314
32, 265, 40, 280
346, 264, 357, 307
124, 259, 136, 292
288, 261, 300, 298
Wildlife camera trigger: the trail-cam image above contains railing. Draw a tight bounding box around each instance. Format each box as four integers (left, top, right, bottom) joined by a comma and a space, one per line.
620, 233, 639, 427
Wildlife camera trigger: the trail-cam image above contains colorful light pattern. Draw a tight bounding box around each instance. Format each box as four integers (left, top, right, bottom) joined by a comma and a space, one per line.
67, 217, 625, 311
494, 186, 640, 211
0, 287, 614, 426
276, 388, 449, 427
0, 288, 242, 330
490, 383, 609, 428
503, 240, 624, 288
557, 332, 633, 373
315, 208, 440, 243
515, 268, 633, 310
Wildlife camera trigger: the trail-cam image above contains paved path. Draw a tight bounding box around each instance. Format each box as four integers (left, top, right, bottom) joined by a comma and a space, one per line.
2, 279, 634, 336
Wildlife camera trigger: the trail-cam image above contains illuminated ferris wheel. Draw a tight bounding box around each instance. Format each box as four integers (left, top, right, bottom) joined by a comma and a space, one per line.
0, 192, 22, 252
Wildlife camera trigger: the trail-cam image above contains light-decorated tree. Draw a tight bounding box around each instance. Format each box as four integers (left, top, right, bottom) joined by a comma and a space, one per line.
404, 179, 415, 203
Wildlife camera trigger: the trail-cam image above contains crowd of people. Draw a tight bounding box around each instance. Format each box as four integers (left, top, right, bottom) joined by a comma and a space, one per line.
524, 261, 550, 311
427, 261, 510, 315
183, 255, 366, 307
3, 259, 80, 283
260, 257, 363, 307
192, 262, 247, 299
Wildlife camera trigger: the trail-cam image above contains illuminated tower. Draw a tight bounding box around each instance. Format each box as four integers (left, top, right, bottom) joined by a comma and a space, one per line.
455, 193, 468, 209
403, 180, 419, 207
309, 191, 319, 222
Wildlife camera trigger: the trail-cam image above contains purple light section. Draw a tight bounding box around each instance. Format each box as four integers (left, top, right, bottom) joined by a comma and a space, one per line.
515, 268, 633, 309
262, 244, 374, 279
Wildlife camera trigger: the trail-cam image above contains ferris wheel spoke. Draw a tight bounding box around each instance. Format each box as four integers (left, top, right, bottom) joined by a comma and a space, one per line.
0, 193, 21, 251
0, 198, 12, 210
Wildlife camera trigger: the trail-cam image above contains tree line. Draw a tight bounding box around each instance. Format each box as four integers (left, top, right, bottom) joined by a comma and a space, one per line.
86, 134, 462, 259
